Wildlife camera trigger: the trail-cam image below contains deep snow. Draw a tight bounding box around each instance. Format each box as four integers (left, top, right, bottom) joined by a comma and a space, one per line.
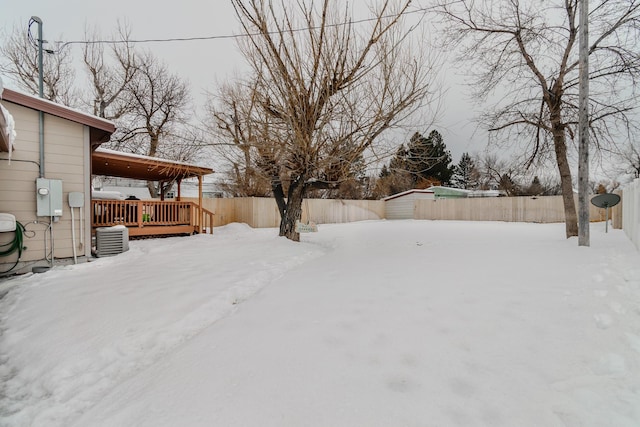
0, 220, 639, 427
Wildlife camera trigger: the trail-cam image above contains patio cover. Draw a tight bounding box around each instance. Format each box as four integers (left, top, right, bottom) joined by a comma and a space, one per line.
92, 148, 213, 181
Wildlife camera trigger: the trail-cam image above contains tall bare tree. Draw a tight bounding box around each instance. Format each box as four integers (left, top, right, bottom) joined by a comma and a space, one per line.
0, 21, 78, 105
82, 23, 138, 120
614, 138, 640, 180
109, 51, 194, 197
228, 0, 436, 240
435, 0, 640, 237
206, 80, 273, 197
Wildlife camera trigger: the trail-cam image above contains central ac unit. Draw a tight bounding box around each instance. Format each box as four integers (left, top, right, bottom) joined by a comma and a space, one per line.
95, 226, 129, 257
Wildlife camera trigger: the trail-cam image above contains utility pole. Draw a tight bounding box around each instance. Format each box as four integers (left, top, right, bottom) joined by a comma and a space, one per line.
31, 16, 46, 179
578, 0, 590, 246
31, 16, 44, 98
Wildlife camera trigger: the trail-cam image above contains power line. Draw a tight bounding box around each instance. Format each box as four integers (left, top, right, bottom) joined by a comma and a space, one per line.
55, 6, 428, 49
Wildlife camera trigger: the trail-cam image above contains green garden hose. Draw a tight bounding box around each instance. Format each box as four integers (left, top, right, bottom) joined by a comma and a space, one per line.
0, 221, 26, 273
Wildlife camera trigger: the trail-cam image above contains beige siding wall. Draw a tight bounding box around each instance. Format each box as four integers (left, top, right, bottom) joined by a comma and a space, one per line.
0, 101, 91, 273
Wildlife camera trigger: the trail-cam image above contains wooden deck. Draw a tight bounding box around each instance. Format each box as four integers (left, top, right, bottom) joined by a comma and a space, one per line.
92, 199, 214, 237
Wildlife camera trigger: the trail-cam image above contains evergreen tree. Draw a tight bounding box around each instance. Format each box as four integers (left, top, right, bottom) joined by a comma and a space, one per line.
527, 176, 543, 196
451, 152, 478, 189
374, 130, 454, 197
499, 173, 520, 196
409, 130, 454, 185
388, 144, 408, 175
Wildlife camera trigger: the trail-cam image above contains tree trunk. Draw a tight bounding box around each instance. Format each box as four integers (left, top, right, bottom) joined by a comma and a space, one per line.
277, 177, 306, 242
147, 181, 159, 198
553, 128, 578, 238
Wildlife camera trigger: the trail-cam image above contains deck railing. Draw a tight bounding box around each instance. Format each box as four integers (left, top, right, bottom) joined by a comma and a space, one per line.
92, 200, 214, 235
194, 206, 216, 234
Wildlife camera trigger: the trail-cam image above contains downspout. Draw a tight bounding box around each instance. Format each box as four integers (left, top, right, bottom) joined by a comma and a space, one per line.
32, 16, 45, 178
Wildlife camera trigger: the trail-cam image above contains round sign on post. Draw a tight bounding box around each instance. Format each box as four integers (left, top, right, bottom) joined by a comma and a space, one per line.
590, 193, 621, 233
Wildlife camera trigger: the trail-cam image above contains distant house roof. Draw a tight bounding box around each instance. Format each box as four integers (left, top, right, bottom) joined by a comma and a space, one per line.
427, 186, 471, 198
383, 189, 434, 201
426, 186, 501, 198
0, 88, 115, 147
92, 148, 214, 182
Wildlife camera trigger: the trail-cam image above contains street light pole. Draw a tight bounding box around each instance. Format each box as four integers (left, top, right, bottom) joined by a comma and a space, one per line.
578, 0, 590, 246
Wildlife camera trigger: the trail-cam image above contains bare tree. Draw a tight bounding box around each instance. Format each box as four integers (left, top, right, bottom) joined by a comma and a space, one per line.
109, 51, 194, 198
435, 0, 640, 238
228, 0, 436, 241
206, 80, 273, 197
82, 22, 138, 120
475, 153, 520, 195
0, 21, 78, 105
209, 79, 374, 199
614, 139, 640, 180
81, 26, 201, 197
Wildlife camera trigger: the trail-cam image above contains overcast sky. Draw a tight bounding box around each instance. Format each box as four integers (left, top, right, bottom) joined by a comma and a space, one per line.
1, 0, 486, 164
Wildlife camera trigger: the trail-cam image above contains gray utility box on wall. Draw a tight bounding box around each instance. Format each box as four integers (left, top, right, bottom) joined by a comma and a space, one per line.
36, 178, 63, 217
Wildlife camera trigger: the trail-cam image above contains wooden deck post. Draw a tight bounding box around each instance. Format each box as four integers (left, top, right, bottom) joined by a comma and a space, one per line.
137, 200, 143, 227
198, 175, 204, 234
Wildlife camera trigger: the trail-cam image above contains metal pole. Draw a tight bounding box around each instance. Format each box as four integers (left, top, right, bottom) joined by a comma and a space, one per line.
32, 16, 44, 98
578, 0, 590, 246
31, 16, 45, 178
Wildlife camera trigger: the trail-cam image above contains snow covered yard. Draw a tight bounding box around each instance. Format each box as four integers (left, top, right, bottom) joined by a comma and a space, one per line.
1, 220, 639, 427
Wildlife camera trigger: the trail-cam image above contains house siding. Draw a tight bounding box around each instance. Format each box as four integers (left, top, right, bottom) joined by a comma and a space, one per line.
0, 101, 91, 274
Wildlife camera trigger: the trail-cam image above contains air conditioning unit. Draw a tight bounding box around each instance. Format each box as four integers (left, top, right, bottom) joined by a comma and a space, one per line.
95, 226, 129, 257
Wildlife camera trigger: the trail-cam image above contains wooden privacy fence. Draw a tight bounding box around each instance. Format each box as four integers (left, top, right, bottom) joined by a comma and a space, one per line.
183, 197, 385, 228
414, 195, 616, 223
181, 195, 624, 229
622, 179, 640, 250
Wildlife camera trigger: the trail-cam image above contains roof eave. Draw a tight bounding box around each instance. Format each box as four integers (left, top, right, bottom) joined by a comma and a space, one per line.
1, 89, 115, 145
383, 189, 435, 201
